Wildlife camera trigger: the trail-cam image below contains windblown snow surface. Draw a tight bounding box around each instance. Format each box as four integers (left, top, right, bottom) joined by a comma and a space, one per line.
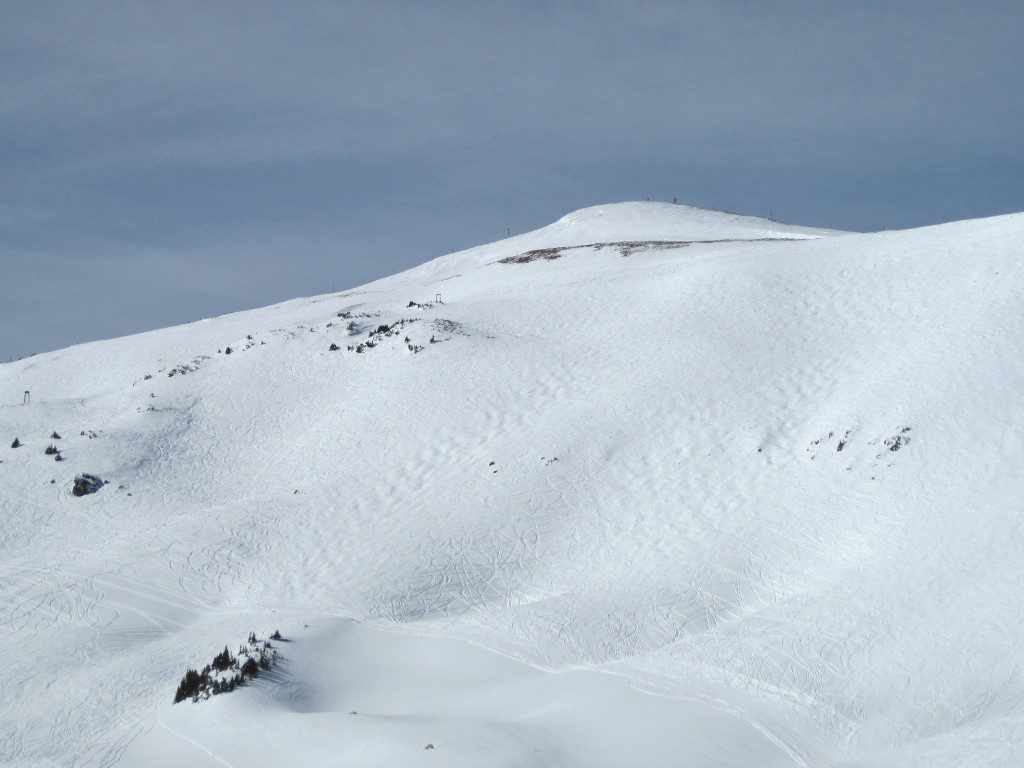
2, 202, 1022, 767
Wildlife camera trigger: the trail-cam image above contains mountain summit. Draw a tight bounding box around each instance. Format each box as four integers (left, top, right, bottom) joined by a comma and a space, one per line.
2, 202, 1022, 767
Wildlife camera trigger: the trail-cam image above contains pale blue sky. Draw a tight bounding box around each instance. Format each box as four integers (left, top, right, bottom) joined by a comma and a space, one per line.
3, 1, 1023, 360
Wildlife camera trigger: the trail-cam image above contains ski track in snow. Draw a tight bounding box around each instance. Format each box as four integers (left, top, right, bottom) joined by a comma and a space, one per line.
1, 202, 1023, 766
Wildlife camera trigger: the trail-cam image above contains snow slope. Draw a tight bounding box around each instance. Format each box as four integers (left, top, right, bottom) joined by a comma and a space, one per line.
1, 202, 1022, 767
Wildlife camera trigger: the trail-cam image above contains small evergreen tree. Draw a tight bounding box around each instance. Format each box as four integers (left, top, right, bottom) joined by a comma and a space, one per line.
211, 646, 234, 671
174, 669, 204, 703
241, 658, 260, 678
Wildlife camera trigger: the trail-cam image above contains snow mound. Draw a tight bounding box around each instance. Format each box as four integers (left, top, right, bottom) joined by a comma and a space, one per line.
547, 201, 844, 242
404, 200, 845, 279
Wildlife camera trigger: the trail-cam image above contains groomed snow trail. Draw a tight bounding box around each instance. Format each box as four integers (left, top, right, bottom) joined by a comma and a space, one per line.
2, 202, 1023, 766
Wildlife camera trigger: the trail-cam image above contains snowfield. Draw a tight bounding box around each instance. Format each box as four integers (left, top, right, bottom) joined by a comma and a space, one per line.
1, 202, 1022, 767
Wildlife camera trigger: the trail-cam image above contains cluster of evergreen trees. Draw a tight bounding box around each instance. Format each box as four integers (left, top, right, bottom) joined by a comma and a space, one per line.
174, 631, 281, 703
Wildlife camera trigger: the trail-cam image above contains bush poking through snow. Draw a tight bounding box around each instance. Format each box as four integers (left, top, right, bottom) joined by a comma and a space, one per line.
166, 356, 210, 377
884, 427, 912, 452
10, 438, 20, 449
173, 633, 281, 703
346, 318, 423, 354
44, 444, 59, 455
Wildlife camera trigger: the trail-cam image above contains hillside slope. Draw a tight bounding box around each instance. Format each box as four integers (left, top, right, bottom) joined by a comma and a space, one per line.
2, 202, 1022, 767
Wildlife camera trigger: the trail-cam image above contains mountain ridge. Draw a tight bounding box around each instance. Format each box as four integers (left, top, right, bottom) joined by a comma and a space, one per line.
1, 202, 1022, 767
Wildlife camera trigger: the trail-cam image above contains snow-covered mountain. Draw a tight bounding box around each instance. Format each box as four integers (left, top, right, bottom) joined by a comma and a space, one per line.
2, 202, 1022, 767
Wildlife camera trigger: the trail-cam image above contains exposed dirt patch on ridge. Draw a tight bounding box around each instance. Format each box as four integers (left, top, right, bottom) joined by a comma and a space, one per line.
497, 238, 802, 264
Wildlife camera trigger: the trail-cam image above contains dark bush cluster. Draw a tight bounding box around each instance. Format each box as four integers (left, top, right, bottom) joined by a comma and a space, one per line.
884, 426, 912, 452
346, 318, 422, 354
167, 356, 209, 377
370, 319, 417, 340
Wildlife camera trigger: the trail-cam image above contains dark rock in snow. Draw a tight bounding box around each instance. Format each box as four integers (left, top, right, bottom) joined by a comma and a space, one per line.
72, 474, 104, 497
